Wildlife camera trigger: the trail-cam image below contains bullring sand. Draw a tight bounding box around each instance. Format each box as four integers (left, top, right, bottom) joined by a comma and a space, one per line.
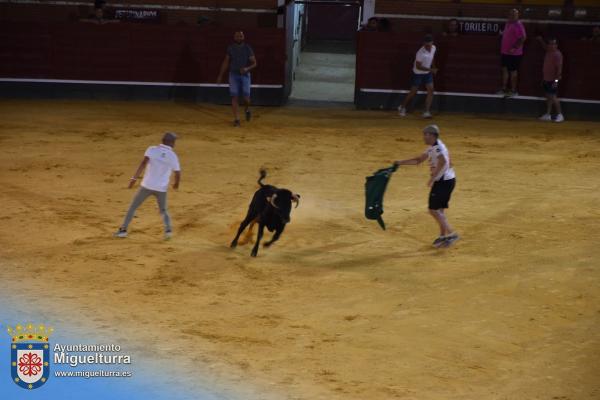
0, 100, 598, 399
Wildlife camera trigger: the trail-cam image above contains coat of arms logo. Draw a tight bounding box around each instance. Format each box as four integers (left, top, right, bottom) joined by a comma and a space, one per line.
7, 323, 53, 390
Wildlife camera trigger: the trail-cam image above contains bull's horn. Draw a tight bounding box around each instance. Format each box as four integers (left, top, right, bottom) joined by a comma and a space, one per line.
291, 194, 300, 208
269, 194, 279, 209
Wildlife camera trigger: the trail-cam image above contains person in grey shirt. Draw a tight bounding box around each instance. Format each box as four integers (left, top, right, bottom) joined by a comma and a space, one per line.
217, 31, 258, 127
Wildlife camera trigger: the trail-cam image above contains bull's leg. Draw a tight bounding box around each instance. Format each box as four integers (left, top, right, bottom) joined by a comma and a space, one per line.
251, 223, 266, 257
238, 220, 256, 245
231, 215, 255, 248
263, 225, 285, 247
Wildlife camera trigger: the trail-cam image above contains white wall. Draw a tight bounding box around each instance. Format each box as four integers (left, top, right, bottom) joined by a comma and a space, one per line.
292, 3, 305, 76
362, 0, 375, 25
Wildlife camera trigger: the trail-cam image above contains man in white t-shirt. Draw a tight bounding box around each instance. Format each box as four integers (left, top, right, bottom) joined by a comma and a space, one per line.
394, 125, 459, 247
115, 132, 181, 240
398, 34, 438, 119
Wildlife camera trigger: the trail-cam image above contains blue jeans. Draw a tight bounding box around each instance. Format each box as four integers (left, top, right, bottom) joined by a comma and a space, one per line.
411, 72, 433, 87
229, 72, 251, 98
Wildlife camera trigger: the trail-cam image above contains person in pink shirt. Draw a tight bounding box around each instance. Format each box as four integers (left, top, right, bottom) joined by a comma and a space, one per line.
537, 37, 564, 123
498, 9, 526, 97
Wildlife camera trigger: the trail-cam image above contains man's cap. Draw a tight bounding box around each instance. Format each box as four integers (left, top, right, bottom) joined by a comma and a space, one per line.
423, 34, 434, 43
162, 132, 178, 142
423, 124, 440, 135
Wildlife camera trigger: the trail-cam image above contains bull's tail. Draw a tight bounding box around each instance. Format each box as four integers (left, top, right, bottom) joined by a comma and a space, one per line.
258, 168, 267, 187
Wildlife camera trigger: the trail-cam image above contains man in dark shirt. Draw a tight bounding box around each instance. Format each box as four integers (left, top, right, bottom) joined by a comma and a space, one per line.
217, 31, 258, 127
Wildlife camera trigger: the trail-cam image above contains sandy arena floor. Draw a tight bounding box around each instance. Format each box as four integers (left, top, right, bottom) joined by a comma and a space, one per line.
0, 100, 599, 400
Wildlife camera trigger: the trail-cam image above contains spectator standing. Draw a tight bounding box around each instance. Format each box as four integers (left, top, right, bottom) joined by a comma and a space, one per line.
217, 31, 258, 127
81, 0, 119, 24
580, 25, 600, 42
398, 34, 437, 119
537, 37, 564, 123
498, 9, 526, 98
360, 17, 379, 32
442, 19, 460, 37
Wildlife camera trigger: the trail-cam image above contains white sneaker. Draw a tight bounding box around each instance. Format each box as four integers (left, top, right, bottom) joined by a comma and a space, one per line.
397, 106, 406, 117
554, 114, 565, 123
422, 111, 432, 119
114, 228, 128, 238
164, 231, 173, 240
538, 113, 552, 121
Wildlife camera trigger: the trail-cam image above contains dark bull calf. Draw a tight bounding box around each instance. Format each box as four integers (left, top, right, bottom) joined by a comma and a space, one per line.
230, 169, 300, 257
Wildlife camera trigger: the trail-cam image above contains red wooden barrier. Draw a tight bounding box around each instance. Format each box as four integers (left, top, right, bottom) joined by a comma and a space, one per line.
0, 22, 286, 85
356, 31, 600, 100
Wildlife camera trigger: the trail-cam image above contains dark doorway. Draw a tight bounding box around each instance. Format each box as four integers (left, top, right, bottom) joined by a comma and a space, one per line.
306, 3, 360, 41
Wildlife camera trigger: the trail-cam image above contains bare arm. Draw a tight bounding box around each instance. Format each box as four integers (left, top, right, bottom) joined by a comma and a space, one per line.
128, 157, 149, 188
415, 61, 437, 74
536, 36, 547, 50
394, 152, 428, 166
172, 171, 181, 190
217, 54, 230, 84
241, 55, 257, 74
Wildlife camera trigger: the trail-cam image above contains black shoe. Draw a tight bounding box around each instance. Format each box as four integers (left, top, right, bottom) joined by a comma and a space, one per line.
233, 119, 240, 127
432, 236, 446, 248
245, 109, 252, 122
442, 233, 460, 247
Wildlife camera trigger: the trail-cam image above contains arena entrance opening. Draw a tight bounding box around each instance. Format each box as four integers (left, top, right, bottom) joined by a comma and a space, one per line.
288, 0, 364, 103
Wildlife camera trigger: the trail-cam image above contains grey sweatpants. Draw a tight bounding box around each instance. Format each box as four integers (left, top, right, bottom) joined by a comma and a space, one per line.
121, 187, 171, 232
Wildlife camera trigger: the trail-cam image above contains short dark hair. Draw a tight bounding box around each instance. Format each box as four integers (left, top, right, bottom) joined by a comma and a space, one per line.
423, 34, 434, 43
162, 132, 177, 144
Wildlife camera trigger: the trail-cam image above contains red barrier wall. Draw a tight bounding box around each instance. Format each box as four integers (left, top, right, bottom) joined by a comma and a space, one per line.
374, 0, 600, 21
356, 32, 600, 100
306, 3, 360, 41
0, 0, 280, 24
0, 22, 286, 85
